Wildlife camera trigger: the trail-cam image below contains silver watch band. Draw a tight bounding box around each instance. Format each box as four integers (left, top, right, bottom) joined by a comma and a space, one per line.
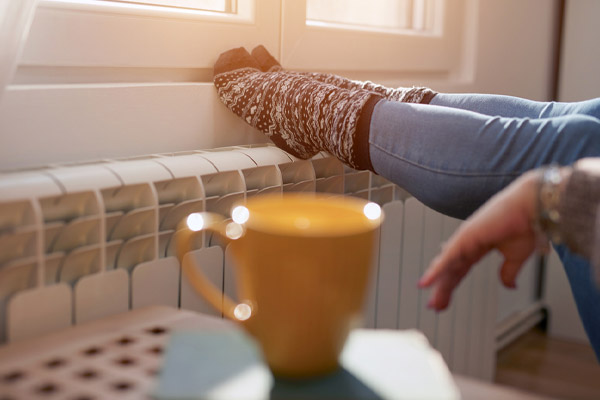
538, 164, 563, 244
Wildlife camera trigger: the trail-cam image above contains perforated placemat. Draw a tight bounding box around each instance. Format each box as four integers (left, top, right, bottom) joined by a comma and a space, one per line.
0, 307, 230, 400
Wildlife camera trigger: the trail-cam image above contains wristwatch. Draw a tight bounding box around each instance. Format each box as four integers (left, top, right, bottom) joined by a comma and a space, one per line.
537, 164, 565, 244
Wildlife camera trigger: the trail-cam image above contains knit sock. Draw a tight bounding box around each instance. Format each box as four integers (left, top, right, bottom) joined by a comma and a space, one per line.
251, 45, 437, 104
213, 47, 382, 171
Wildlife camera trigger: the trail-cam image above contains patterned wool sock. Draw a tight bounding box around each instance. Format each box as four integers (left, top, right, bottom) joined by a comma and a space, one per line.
213, 47, 382, 171
251, 45, 437, 104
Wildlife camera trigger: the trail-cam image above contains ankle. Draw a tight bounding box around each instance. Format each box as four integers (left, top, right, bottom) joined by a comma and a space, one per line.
353, 95, 383, 171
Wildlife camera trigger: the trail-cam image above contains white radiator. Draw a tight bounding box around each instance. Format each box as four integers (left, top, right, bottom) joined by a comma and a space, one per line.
0, 144, 498, 381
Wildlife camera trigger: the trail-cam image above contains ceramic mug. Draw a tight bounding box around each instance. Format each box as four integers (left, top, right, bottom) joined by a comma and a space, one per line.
176, 193, 383, 378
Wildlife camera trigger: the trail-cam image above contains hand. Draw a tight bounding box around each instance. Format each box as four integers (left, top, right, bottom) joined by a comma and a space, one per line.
418, 170, 541, 311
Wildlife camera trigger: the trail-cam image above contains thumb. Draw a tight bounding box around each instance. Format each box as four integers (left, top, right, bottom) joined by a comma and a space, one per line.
499, 260, 522, 289
497, 235, 537, 289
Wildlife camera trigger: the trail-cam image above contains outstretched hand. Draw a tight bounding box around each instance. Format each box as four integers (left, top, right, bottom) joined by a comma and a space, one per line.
418, 170, 541, 311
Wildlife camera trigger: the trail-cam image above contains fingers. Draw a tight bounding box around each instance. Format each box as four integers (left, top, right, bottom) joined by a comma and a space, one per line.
418, 253, 451, 288
418, 171, 540, 311
500, 259, 520, 289
418, 214, 494, 311
420, 254, 472, 310
419, 228, 487, 289
425, 269, 463, 311
496, 235, 537, 288
423, 242, 534, 310
425, 257, 520, 311
418, 221, 511, 311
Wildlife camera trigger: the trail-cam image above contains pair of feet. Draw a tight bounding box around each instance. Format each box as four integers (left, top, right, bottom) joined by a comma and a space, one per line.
213, 46, 436, 171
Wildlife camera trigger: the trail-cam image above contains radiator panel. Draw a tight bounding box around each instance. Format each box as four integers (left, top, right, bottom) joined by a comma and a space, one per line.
0, 144, 497, 380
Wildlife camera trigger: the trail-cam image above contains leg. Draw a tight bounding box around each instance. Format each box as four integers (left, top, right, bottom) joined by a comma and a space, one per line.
219, 47, 600, 217
368, 100, 600, 358
369, 99, 600, 219
215, 48, 600, 358
431, 93, 600, 120
554, 245, 600, 361
251, 45, 600, 120
250, 45, 436, 104
213, 47, 381, 170
252, 45, 600, 360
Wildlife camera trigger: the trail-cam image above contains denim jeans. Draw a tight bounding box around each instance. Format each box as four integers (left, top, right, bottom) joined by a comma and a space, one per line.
368, 93, 600, 358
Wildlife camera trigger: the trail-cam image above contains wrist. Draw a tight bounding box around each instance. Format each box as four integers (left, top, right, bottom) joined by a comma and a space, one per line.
536, 164, 572, 244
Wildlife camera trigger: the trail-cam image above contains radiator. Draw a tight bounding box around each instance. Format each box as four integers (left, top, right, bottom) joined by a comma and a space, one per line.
0, 144, 498, 381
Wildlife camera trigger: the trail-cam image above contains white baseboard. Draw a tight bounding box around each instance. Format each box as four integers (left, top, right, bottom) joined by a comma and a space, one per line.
495, 301, 546, 351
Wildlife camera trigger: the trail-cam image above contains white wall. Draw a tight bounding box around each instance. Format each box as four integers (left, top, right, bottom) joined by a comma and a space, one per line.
559, 0, 600, 101
467, 0, 559, 99
383, 0, 560, 101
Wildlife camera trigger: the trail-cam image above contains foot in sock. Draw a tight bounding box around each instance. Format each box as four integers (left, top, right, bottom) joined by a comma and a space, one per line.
251, 45, 437, 104
213, 47, 382, 171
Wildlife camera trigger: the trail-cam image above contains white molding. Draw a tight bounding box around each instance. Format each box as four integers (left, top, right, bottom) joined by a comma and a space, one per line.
281, 0, 465, 73
495, 301, 545, 350
38, 0, 253, 22
21, 0, 280, 68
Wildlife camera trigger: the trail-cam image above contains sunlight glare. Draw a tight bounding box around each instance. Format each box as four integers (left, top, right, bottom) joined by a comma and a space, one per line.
225, 222, 244, 240
363, 202, 382, 220
294, 217, 311, 229
234, 302, 252, 321
231, 205, 250, 224
186, 213, 205, 231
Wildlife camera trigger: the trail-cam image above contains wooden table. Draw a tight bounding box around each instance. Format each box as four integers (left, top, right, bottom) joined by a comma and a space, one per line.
0, 306, 552, 400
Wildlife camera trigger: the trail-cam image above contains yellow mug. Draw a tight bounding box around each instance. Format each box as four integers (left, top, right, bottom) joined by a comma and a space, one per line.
176, 193, 383, 378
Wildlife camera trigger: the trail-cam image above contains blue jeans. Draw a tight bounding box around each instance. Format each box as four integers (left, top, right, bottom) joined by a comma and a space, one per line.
368, 93, 600, 358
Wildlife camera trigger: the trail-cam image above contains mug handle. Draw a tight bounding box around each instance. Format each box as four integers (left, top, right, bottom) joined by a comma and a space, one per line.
176, 212, 240, 320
